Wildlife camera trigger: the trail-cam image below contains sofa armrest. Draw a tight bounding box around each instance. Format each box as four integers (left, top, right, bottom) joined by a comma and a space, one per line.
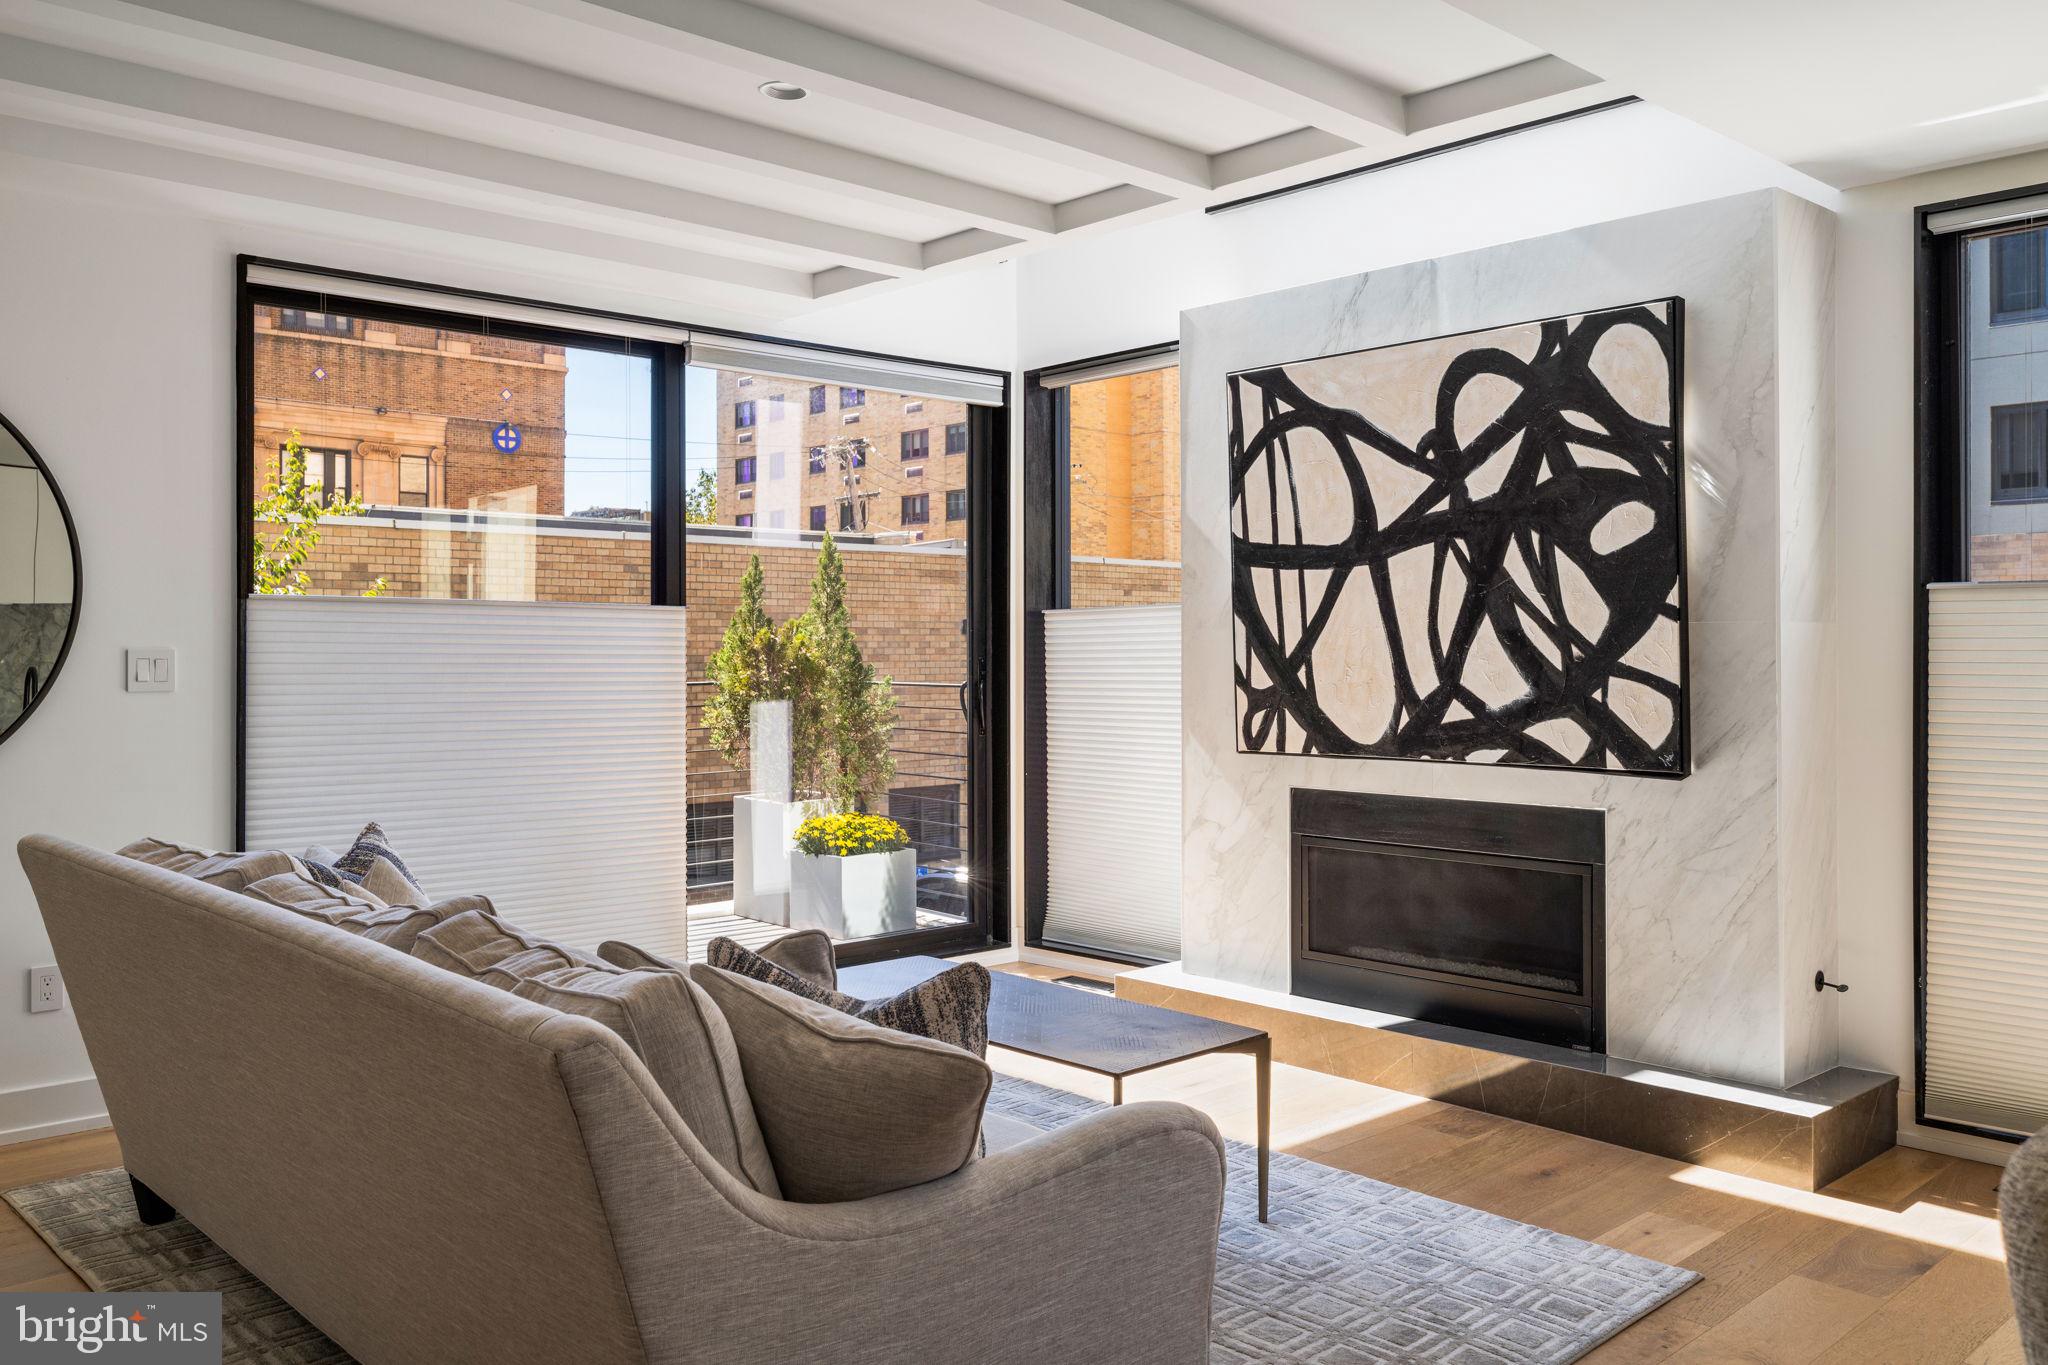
561, 1030, 1227, 1365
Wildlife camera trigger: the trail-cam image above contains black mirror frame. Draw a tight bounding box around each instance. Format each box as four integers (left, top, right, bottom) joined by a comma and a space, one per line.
0, 409, 82, 749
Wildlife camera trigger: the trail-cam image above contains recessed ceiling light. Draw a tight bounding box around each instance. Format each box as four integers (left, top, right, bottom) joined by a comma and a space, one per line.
759, 81, 807, 101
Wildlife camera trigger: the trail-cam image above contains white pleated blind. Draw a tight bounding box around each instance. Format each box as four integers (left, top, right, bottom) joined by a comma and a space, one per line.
1925, 581, 2048, 1135
1041, 606, 1182, 960
246, 596, 691, 957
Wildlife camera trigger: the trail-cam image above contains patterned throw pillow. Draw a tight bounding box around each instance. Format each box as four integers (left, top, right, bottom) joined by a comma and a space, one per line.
705, 936, 990, 1057
331, 822, 429, 908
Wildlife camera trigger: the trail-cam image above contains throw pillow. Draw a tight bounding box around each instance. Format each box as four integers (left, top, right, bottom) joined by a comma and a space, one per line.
693, 965, 992, 1203
332, 822, 430, 908
598, 928, 837, 991
412, 910, 779, 1197
705, 936, 990, 1057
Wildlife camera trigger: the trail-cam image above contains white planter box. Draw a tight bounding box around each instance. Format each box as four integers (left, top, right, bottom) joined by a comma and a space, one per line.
730, 796, 829, 925
790, 847, 918, 940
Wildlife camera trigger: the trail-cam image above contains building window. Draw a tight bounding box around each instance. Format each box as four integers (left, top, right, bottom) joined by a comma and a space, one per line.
945, 422, 969, 455
281, 445, 352, 504
767, 510, 786, 529
808, 445, 826, 474
841, 387, 866, 408
902, 493, 930, 525
809, 504, 826, 530
901, 428, 929, 461
769, 451, 785, 480
735, 456, 757, 484
1992, 229, 2048, 326
398, 454, 429, 507
734, 512, 754, 528
838, 502, 856, 531
1994, 402, 2048, 503
767, 394, 785, 421
734, 400, 756, 427
809, 385, 826, 414
278, 309, 353, 337
946, 488, 967, 521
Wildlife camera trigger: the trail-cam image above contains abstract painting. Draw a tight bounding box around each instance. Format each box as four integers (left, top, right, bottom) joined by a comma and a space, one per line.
1228, 299, 1687, 776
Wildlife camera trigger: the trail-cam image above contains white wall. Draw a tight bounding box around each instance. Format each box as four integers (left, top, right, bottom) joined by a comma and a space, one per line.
1834, 146, 2048, 1163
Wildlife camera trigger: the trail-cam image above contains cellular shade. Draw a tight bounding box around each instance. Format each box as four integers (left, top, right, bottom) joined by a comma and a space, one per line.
245, 595, 691, 957
1923, 581, 2048, 1135
1039, 605, 1182, 961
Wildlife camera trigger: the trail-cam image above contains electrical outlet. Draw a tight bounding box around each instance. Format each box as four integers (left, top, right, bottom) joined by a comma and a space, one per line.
28, 965, 63, 1014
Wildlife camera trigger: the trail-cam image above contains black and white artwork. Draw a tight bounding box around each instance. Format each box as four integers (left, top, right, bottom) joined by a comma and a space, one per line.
1228, 299, 1687, 776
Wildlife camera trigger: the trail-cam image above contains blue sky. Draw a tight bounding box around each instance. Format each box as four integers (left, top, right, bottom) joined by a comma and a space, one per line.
560, 349, 718, 515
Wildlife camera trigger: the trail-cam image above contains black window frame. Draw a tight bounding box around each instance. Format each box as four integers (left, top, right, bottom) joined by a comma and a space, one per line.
901, 492, 930, 524
280, 443, 354, 505
809, 384, 827, 414
397, 453, 430, 507
237, 255, 1010, 968
901, 427, 929, 461
734, 455, 757, 484
841, 386, 866, 408
1914, 188, 2048, 1147
945, 421, 969, 455
946, 488, 968, 521
734, 399, 756, 428
277, 307, 353, 337
809, 504, 826, 530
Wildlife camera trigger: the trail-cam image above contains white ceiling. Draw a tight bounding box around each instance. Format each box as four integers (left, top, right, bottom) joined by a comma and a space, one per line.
1443, 0, 2048, 188
4, 0, 2039, 328
0, 0, 1609, 320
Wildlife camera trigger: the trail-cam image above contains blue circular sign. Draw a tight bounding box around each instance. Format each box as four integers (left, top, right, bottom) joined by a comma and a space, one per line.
492, 423, 522, 453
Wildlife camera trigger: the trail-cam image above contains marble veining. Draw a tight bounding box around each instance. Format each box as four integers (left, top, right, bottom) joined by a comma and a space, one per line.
1179, 190, 1839, 1089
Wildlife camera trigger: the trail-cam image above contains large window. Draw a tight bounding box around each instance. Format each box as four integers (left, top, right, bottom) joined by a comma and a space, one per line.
243, 265, 1006, 967
1918, 206, 2048, 1140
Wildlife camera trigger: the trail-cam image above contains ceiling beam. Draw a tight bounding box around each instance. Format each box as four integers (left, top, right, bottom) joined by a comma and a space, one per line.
547, 0, 1215, 193
983, 0, 1405, 148
1405, 55, 1604, 135
9, 0, 1062, 239
0, 36, 934, 275
0, 113, 819, 298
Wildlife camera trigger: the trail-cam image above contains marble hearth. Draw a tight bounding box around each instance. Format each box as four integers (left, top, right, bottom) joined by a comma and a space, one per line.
1119, 965, 1895, 1191
1177, 189, 1844, 1094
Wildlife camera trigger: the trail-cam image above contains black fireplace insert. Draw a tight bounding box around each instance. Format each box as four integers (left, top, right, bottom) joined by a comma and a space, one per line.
1291, 789, 1605, 1050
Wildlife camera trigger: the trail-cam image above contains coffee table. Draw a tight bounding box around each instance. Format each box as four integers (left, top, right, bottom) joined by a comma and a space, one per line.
840, 956, 1272, 1221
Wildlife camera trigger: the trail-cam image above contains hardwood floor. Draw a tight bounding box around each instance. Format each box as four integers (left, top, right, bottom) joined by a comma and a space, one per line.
0, 965, 2018, 1364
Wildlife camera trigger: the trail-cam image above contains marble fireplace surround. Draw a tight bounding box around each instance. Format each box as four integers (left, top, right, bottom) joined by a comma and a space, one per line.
1179, 189, 1839, 1092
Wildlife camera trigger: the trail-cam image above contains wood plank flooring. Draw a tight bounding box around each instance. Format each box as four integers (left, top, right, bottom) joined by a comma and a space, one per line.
0, 963, 2018, 1364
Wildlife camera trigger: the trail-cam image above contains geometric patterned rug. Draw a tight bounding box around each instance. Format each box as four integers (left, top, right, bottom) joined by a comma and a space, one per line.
4, 1077, 1697, 1365
988, 1076, 1698, 1365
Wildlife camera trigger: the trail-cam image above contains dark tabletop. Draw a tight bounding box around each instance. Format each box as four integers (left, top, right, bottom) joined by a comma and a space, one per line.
839, 956, 1266, 1077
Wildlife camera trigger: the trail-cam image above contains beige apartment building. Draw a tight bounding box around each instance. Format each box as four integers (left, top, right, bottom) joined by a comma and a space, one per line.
712, 371, 972, 539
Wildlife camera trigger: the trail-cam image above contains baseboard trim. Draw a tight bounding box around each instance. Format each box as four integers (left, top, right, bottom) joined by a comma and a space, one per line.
1894, 1089, 2018, 1166
0, 1076, 106, 1147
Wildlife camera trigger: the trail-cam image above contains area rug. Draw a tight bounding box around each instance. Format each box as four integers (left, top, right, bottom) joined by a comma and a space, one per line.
986, 1076, 1697, 1364
5, 1076, 1696, 1364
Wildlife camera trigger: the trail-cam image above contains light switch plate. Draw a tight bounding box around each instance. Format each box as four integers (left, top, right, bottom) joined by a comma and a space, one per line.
126, 647, 175, 693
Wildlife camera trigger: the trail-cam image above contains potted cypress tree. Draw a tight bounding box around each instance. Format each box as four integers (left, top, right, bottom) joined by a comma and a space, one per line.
786, 535, 910, 935
702, 554, 823, 923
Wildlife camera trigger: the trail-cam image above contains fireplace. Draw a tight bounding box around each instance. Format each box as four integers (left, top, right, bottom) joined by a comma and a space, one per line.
1291, 789, 1605, 1050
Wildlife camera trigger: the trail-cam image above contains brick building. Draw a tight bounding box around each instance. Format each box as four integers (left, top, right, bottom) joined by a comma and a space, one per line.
712, 371, 971, 539
251, 306, 572, 523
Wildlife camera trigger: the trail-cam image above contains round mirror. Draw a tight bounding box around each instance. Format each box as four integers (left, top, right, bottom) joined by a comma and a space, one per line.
0, 412, 79, 745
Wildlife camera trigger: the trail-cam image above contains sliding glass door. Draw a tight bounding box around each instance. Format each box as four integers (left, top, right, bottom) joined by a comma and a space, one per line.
682, 360, 995, 958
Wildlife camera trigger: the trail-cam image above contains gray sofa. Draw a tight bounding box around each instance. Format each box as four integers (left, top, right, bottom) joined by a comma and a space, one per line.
20, 835, 1227, 1365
